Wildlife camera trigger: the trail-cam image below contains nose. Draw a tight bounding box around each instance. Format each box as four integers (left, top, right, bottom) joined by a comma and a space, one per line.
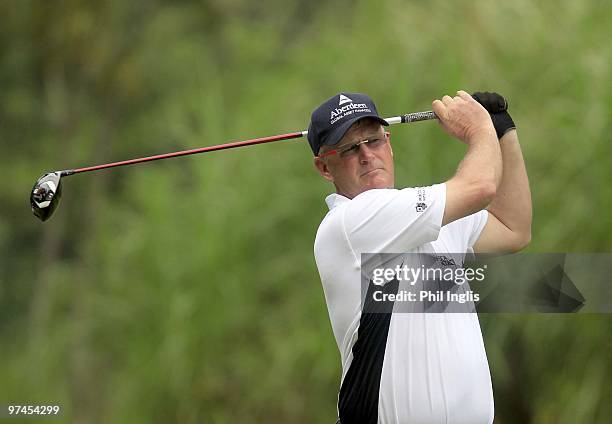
358, 142, 376, 163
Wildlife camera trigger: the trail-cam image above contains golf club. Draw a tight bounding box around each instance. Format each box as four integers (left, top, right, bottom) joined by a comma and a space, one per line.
30, 110, 437, 221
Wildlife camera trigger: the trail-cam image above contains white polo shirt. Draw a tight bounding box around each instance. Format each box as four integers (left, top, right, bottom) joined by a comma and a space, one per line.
314, 184, 494, 424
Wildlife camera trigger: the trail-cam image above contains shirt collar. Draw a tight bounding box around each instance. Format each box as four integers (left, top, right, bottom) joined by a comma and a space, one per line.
325, 193, 350, 210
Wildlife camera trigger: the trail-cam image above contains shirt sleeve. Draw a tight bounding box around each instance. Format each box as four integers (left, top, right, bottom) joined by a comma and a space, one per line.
342, 184, 446, 254
466, 210, 489, 248
444, 209, 489, 250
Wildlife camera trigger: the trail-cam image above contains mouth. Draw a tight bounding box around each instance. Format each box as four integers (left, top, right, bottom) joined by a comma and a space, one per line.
361, 168, 383, 177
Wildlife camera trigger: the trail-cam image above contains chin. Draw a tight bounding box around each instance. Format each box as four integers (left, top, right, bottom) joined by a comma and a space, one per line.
363, 174, 392, 190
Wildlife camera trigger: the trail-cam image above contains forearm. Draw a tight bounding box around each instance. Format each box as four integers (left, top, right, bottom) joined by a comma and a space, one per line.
454, 129, 502, 189
443, 128, 502, 225
486, 130, 532, 238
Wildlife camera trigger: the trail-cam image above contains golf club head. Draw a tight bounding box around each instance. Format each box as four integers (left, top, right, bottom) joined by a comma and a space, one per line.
31, 172, 62, 222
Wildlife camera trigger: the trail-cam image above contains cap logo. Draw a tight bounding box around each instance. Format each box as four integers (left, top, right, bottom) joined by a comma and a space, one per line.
330, 100, 372, 125
338, 94, 353, 105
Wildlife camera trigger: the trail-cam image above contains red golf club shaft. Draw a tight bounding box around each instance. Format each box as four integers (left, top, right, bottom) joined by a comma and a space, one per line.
59, 110, 436, 177
63, 131, 306, 176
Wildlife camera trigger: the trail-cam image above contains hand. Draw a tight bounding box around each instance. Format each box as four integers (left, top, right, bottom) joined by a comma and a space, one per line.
432, 90, 496, 144
472, 91, 516, 139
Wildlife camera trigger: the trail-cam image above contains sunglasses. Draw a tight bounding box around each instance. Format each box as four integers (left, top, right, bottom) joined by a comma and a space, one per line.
317, 132, 391, 159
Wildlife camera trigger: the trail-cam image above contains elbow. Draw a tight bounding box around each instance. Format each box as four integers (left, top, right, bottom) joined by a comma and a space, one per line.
508, 230, 531, 252
516, 231, 531, 251
516, 216, 533, 251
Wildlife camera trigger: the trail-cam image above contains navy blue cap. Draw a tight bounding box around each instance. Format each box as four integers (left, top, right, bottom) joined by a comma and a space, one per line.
307, 92, 388, 155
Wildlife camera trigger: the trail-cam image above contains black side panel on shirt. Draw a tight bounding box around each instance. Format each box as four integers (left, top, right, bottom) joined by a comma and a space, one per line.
338, 278, 399, 424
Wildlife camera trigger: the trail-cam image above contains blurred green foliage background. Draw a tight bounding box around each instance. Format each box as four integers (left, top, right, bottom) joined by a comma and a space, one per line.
1, 1, 611, 422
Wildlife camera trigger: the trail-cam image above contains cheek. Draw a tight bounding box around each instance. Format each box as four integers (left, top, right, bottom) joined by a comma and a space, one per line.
382, 151, 395, 170
332, 162, 360, 185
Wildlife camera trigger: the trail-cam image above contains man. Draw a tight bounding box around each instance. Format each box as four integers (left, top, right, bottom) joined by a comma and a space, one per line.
309, 91, 532, 423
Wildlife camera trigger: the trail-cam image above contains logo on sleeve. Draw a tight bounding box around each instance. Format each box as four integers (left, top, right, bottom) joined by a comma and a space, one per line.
415, 188, 428, 212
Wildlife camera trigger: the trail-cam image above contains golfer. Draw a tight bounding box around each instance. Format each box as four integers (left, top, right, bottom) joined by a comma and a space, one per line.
309, 91, 531, 423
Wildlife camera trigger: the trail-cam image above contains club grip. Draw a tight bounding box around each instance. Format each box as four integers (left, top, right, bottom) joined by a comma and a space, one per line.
401, 111, 437, 123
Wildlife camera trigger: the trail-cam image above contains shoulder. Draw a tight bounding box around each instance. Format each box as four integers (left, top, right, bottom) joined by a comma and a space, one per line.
345, 184, 446, 219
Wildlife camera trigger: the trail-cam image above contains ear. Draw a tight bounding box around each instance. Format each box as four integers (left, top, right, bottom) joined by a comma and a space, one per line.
314, 157, 334, 182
